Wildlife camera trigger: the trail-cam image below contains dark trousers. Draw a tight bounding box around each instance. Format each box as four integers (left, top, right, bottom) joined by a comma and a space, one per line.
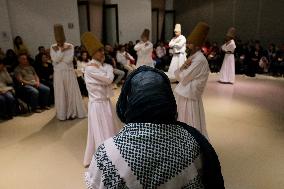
41, 80, 54, 105
19, 84, 50, 109
77, 76, 88, 97
0, 91, 16, 118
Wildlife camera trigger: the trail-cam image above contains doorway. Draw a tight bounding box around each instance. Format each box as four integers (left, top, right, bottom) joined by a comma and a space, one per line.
103, 4, 119, 45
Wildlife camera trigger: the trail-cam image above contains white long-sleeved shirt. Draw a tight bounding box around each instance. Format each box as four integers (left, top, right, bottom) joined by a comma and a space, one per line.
116, 51, 134, 65
76, 60, 88, 77
84, 59, 114, 101
174, 50, 210, 100
134, 41, 154, 67
50, 43, 74, 71
169, 35, 186, 54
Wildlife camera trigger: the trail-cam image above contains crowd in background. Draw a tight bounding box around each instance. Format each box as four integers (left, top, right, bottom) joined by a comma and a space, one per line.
0, 35, 283, 120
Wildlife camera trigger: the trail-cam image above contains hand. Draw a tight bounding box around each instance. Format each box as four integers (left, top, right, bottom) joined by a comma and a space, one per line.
62, 44, 72, 52
35, 81, 40, 88
125, 54, 130, 60
88, 63, 100, 68
52, 46, 59, 52
180, 59, 192, 70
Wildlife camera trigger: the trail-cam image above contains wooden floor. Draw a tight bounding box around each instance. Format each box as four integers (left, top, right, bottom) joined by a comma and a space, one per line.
0, 74, 283, 189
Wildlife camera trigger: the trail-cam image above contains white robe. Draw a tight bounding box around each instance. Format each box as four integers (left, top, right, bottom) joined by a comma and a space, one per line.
83, 59, 118, 166
166, 35, 186, 81
50, 43, 86, 120
219, 40, 236, 83
134, 41, 154, 68
174, 50, 210, 137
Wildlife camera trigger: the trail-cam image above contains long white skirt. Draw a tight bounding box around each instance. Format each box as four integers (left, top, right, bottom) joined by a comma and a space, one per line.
219, 54, 235, 83
166, 54, 186, 81
83, 99, 118, 166
53, 69, 86, 120
176, 95, 208, 138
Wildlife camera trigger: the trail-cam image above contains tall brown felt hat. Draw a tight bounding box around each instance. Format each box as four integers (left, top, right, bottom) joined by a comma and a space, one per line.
187, 22, 210, 47
54, 24, 66, 43
81, 32, 104, 56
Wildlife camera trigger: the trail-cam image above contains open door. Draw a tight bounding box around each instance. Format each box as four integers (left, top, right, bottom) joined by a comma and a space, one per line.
152, 8, 159, 44
78, 1, 91, 35
103, 4, 119, 45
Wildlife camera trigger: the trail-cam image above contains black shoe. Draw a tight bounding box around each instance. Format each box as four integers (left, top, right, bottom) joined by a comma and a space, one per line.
32, 109, 43, 113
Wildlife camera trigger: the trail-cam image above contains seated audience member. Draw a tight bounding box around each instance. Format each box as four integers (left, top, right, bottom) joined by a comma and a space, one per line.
208, 42, 222, 73
34, 46, 46, 74
128, 41, 137, 61
105, 44, 125, 89
35, 46, 46, 63
267, 43, 277, 63
275, 43, 284, 77
37, 53, 54, 105
202, 41, 211, 57
155, 41, 169, 71
13, 36, 30, 55
85, 66, 225, 189
14, 53, 50, 113
76, 51, 89, 97
74, 46, 82, 59
248, 41, 264, 77
116, 45, 136, 76
0, 48, 4, 59
0, 60, 17, 119
3, 49, 18, 74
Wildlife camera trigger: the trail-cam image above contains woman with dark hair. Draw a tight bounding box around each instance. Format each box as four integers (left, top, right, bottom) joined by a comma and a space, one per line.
85, 66, 224, 189
76, 51, 89, 97
13, 36, 30, 55
4, 49, 18, 73
37, 53, 54, 105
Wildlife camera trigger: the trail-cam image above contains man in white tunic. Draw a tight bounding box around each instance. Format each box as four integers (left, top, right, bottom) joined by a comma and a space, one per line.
81, 32, 118, 167
134, 29, 154, 68
174, 22, 210, 137
219, 27, 236, 84
166, 24, 187, 82
50, 24, 86, 120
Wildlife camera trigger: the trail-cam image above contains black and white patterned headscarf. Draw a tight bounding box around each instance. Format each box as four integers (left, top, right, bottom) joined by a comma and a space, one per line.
116, 66, 177, 124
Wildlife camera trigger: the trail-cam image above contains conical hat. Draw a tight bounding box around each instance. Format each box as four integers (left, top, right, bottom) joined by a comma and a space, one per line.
187, 22, 210, 47
81, 32, 104, 56
226, 27, 236, 38
54, 24, 66, 43
174, 24, 181, 32
141, 29, 150, 39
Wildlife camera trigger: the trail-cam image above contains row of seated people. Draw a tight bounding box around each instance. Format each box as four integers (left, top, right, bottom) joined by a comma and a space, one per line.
202, 40, 284, 77
0, 53, 51, 120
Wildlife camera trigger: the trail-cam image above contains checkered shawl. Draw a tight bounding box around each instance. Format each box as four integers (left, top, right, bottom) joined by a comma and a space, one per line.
85, 122, 224, 189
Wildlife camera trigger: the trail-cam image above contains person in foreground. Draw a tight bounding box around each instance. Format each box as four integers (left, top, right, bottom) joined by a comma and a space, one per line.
85, 66, 225, 189
81, 32, 119, 168
174, 22, 210, 138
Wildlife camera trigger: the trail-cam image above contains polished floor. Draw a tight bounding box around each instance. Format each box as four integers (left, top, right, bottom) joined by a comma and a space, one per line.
0, 74, 283, 189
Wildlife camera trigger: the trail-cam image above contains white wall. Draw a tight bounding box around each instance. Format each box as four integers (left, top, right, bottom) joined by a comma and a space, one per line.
106, 0, 152, 44
6, 0, 81, 56
0, 0, 13, 51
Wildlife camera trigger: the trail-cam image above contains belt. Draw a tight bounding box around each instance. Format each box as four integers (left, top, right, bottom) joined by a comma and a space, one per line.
225, 51, 234, 54
174, 52, 184, 55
